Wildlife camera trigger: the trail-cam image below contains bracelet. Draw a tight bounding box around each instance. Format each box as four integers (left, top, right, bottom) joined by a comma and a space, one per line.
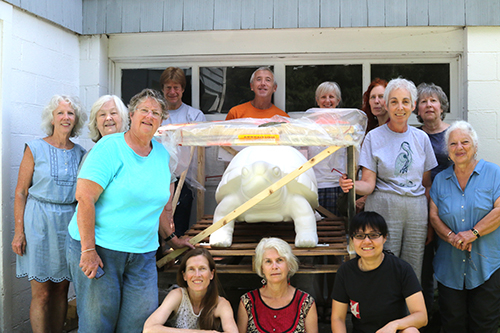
165, 232, 176, 242
446, 230, 453, 237
81, 248, 95, 254
471, 228, 481, 238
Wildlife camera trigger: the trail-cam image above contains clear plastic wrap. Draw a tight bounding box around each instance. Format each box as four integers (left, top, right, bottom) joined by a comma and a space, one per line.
155, 108, 367, 148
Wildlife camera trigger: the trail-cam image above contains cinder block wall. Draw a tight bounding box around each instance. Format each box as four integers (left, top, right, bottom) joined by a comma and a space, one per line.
467, 27, 500, 166
7, 7, 84, 332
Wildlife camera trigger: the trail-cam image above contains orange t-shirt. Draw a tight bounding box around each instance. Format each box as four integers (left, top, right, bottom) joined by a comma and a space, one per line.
225, 102, 289, 120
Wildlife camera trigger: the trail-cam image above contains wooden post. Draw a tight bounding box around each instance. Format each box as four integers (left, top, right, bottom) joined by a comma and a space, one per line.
171, 147, 196, 215
157, 145, 342, 267
196, 146, 205, 221
346, 145, 357, 257
346, 146, 356, 226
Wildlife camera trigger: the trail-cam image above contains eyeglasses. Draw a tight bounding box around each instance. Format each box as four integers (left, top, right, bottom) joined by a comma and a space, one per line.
353, 233, 383, 240
138, 108, 162, 119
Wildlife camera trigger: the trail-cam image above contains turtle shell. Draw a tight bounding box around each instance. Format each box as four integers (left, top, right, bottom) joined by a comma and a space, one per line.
216, 146, 318, 206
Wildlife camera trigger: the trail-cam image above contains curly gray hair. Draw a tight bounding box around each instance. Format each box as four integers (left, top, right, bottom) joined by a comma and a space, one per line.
40, 95, 87, 137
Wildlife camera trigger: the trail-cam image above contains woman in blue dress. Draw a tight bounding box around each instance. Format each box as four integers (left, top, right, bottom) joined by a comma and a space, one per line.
12, 95, 87, 333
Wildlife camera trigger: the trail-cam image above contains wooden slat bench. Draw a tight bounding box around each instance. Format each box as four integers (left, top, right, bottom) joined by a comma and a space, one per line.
162, 215, 349, 274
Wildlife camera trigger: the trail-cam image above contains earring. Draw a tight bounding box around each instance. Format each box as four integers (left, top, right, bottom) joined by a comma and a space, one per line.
261, 278, 267, 285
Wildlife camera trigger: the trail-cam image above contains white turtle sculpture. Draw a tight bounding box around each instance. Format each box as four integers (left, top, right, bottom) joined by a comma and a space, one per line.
209, 146, 319, 248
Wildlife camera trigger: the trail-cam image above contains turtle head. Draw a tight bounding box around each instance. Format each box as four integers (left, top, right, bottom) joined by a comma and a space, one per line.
241, 162, 282, 198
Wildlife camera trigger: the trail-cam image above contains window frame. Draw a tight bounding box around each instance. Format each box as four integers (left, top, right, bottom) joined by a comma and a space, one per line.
111, 52, 463, 124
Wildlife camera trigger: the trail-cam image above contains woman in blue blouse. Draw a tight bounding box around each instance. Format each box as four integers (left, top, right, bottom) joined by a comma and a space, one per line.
430, 120, 500, 333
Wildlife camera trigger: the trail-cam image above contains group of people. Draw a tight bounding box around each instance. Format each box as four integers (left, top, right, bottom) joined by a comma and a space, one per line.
11, 64, 500, 333
144, 238, 318, 333
337, 77, 500, 333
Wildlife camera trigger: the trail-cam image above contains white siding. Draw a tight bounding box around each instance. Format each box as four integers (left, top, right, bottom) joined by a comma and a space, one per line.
3, 0, 83, 33
81, 0, 500, 35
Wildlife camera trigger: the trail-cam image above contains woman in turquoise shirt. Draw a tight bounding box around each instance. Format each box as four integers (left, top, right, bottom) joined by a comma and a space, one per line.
67, 89, 193, 333
430, 120, 500, 333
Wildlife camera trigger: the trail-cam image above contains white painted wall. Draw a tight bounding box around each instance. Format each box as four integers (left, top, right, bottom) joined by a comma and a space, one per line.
2, 5, 85, 331
466, 27, 500, 166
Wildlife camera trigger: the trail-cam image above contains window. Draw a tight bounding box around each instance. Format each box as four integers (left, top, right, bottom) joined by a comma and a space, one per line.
121, 68, 193, 106
371, 63, 451, 114
285, 65, 362, 111
116, 57, 460, 123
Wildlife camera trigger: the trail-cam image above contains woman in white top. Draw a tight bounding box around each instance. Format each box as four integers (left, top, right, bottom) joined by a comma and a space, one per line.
144, 248, 238, 333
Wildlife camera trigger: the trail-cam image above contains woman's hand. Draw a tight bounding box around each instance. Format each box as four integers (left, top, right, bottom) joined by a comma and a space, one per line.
79, 250, 104, 279
339, 174, 354, 193
170, 236, 195, 250
13, 145, 34, 257
450, 231, 474, 251
12, 231, 27, 256
376, 321, 399, 333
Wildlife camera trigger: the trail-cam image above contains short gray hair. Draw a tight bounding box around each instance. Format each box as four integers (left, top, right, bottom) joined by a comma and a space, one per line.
40, 95, 87, 137
384, 77, 418, 107
88, 95, 129, 142
445, 120, 479, 153
315, 81, 342, 107
254, 237, 299, 279
414, 83, 449, 123
250, 67, 276, 86
128, 89, 168, 121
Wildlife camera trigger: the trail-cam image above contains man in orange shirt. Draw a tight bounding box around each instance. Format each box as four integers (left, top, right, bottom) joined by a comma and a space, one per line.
226, 67, 289, 120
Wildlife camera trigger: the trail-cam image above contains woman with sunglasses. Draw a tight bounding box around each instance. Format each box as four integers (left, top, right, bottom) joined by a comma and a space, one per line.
331, 211, 427, 333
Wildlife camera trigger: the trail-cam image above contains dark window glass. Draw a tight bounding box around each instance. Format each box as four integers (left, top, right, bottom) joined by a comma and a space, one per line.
121, 68, 192, 106
371, 63, 450, 111
285, 65, 363, 112
199, 66, 272, 114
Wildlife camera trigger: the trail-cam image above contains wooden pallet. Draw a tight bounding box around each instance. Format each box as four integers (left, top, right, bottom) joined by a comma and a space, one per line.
163, 215, 349, 274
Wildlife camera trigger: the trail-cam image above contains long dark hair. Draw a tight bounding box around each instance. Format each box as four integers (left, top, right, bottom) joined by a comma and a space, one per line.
177, 248, 220, 330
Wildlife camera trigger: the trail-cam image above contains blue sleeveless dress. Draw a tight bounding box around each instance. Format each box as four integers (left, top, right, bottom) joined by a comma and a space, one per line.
16, 139, 86, 282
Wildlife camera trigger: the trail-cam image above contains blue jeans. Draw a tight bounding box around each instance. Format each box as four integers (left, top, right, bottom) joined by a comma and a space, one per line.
66, 235, 158, 333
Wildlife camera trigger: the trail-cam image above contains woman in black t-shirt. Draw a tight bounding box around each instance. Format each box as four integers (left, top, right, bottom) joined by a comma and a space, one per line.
331, 212, 427, 333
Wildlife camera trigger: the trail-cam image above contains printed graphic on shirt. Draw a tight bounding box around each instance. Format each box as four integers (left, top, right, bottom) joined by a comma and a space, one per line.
350, 300, 361, 319
394, 141, 415, 187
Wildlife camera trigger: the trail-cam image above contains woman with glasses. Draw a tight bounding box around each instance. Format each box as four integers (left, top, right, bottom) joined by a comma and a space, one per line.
331, 211, 427, 333
66, 89, 193, 332
430, 121, 500, 333
339, 78, 437, 281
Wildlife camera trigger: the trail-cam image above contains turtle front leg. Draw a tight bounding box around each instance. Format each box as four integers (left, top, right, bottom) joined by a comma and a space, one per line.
288, 195, 318, 248
209, 196, 237, 248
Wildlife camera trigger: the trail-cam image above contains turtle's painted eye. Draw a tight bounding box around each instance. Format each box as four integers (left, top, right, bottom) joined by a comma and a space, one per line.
272, 166, 280, 177
242, 167, 249, 177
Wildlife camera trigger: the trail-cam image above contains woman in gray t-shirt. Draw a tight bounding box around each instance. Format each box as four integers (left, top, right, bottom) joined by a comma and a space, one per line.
339, 78, 437, 281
